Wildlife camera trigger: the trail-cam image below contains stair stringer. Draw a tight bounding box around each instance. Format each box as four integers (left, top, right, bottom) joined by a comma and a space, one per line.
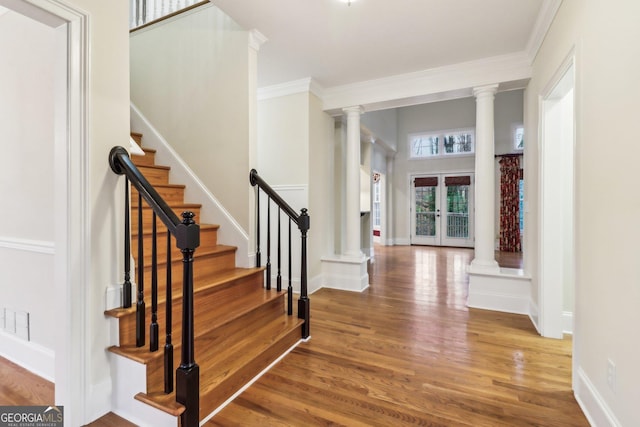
130, 102, 254, 268
110, 352, 177, 427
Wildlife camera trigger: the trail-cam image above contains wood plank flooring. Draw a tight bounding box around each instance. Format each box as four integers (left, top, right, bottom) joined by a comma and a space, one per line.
0, 245, 585, 426
209, 245, 586, 426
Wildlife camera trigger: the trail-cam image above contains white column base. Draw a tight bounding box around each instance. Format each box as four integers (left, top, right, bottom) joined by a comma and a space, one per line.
469, 258, 500, 274
467, 268, 531, 314
321, 254, 370, 292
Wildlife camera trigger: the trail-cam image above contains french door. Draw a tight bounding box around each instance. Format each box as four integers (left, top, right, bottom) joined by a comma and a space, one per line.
411, 173, 474, 247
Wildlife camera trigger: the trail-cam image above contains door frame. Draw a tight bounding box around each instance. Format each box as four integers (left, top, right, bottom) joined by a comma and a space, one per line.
538, 50, 576, 341
409, 172, 474, 247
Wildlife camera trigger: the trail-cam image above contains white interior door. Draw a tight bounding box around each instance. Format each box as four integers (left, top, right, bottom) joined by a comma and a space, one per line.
411, 174, 474, 247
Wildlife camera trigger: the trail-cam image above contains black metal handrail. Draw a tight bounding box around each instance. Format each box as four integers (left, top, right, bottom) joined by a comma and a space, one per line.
109, 146, 200, 427
249, 169, 310, 339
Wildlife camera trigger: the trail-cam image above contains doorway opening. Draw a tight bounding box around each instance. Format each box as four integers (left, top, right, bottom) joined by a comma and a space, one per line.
539, 57, 575, 339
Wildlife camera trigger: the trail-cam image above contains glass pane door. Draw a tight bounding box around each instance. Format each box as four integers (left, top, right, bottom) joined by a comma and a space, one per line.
411, 174, 474, 247
416, 186, 437, 237
441, 182, 472, 246
411, 177, 440, 245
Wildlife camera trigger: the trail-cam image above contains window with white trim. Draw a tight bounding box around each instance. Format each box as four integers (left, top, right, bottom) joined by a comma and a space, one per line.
409, 129, 474, 159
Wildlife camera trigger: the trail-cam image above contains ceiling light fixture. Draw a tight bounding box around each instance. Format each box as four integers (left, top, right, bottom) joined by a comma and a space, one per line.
339, 0, 357, 5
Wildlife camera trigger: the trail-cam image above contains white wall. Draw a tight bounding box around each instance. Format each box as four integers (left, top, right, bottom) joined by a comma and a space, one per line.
130, 4, 250, 231
0, 11, 57, 354
525, 1, 640, 425
257, 92, 309, 185
256, 91, 334, 290
361, 108, 398, 151
308, 94, 335, 286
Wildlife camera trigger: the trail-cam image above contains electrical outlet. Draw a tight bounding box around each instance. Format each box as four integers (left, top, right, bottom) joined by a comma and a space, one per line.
607, 359, 616, 392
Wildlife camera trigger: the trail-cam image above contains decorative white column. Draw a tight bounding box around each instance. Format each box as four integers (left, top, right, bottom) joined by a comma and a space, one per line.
320, 106, 369, 292
385, 154, 395, 246
470, 84, 499, 273
344, 106, 364, 257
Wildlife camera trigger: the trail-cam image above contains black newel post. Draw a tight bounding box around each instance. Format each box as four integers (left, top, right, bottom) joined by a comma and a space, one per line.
298, 208, 310, 339
175, 211, 200, 427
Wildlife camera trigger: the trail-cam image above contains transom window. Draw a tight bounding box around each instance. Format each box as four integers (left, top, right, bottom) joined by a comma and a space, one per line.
409, 129, 475, 158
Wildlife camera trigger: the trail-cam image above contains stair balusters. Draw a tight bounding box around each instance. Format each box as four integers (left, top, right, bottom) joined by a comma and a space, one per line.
109, 145, 200, 426
249, 169, 310, 339
266, 200, 271, 290
123, 178, 132, 308
136, 192, 146, 348
165, 233, 174, 393
150, 212, 159, 352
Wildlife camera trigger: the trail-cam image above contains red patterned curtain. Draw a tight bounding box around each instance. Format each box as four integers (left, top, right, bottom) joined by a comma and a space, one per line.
499, 156, 521, 252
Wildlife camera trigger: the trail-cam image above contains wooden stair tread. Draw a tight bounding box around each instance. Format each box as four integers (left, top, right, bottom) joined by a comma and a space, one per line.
132, 222, 219, 238
104, 265, 256, 320
200, 316, 304, 392
133, 316, 303, 417
136, 202, 202, 210
136, 164, 170, 171
107, 285, 283, 364
131, 183, 185, 190
134, 245, 237, 267
133, 146, 156, 155
134, 392, 185, 417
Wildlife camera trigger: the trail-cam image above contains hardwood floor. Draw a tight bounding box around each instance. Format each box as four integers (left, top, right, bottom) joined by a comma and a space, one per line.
496, 250, 524, 269
0, 357, 53, 406
1, 245, 585, 426
209, 245, 586, 426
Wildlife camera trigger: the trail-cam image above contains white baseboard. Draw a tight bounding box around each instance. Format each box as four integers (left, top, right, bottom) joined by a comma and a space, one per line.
394, 237, 410, 246
575, 367, 621, 427
0, 330, 55, 382
87, 378, 113, 425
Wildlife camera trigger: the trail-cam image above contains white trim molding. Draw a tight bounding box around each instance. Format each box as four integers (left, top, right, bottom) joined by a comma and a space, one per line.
0, 330, 55, 382
575, 367, 622, 427
258, 77, 324, 101
0, 237, 55, 254
525, 0, 563, 63
322, 52, 531, 113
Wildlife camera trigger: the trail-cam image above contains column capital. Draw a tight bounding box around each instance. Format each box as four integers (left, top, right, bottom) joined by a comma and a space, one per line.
343, 105, 364, 116
473, 84, 499, 98
249, 29, 268, 51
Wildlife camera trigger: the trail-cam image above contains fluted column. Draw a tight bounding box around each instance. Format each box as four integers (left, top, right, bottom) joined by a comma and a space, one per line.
471, 84, 499, 272
343, 106, 364, 257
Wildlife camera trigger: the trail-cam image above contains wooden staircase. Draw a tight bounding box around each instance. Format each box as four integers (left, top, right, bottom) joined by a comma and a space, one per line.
105, 133, 304, 424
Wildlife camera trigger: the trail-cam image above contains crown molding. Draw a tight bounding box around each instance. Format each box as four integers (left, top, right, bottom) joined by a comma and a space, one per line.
525, 0, 563, 63
257, 77, 324, 101
248, 28, 267, 51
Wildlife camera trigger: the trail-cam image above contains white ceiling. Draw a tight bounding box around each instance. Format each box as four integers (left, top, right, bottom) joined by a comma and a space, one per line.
211, 0, 548, 89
